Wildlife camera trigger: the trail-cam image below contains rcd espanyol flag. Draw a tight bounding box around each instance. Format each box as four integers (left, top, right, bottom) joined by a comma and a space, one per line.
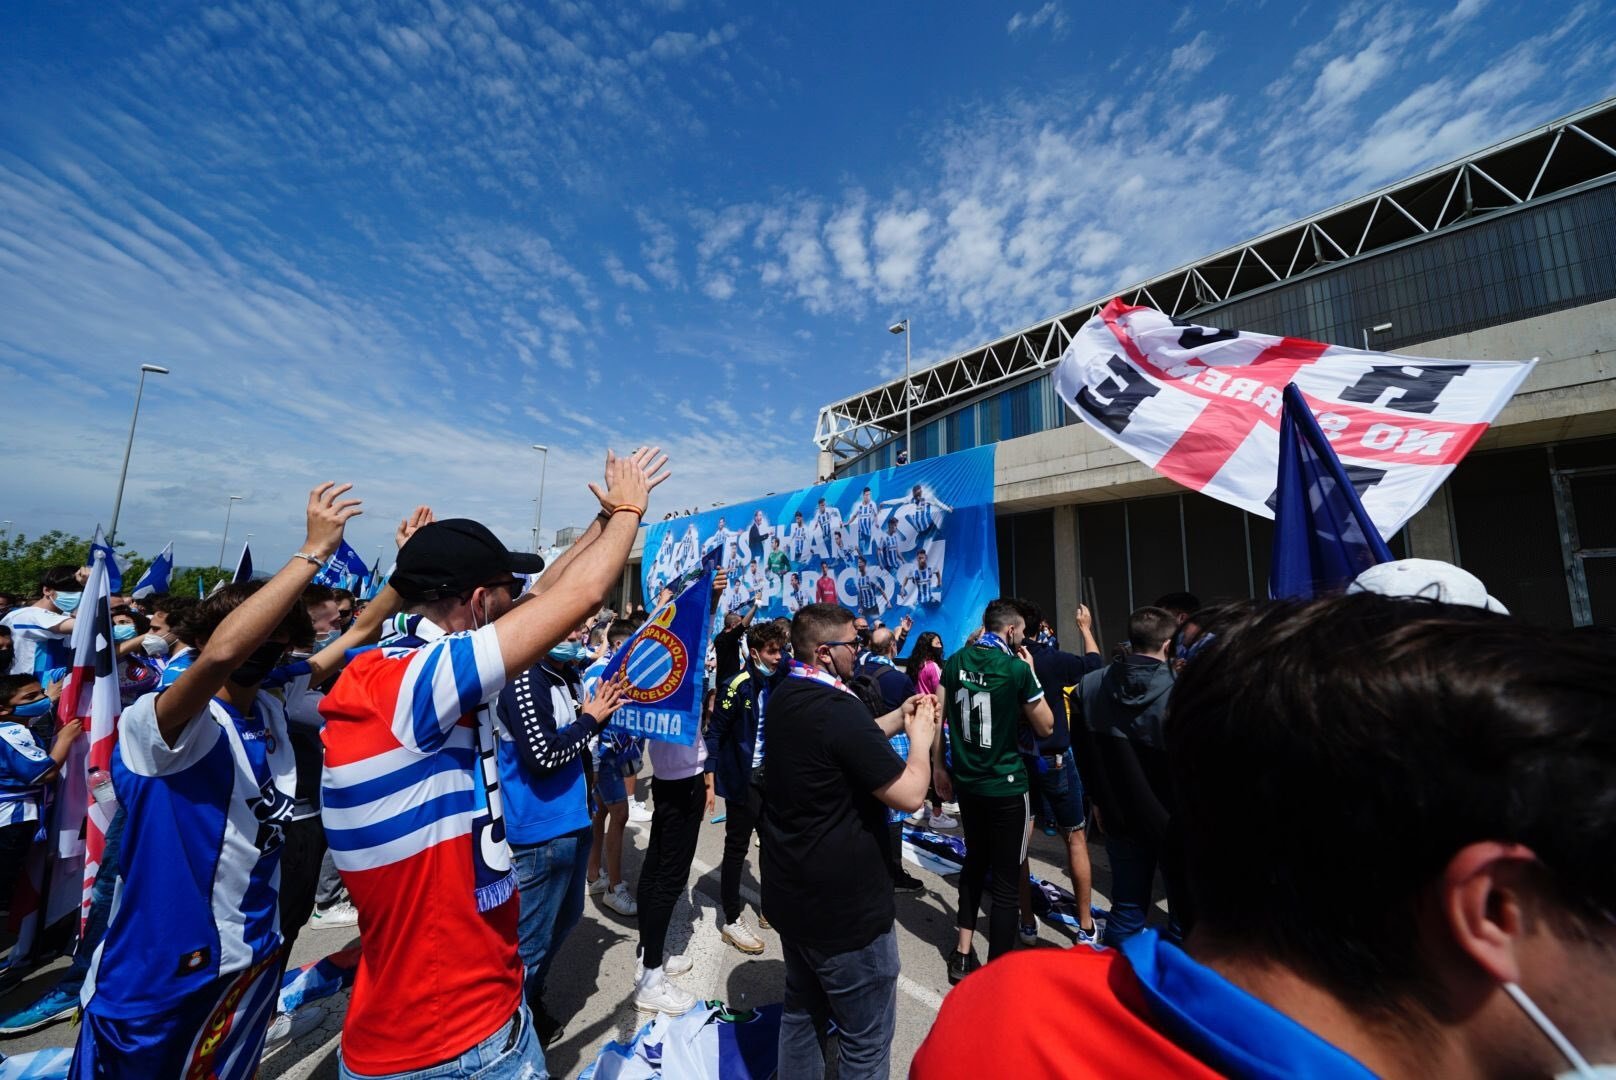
602, 569, 715, 747
1053, 300, 1535, 537
314, 539, 370, 588
641, 445, 998, 653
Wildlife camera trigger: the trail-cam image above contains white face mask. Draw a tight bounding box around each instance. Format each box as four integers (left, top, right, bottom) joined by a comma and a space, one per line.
1504, 982, 1616, 1078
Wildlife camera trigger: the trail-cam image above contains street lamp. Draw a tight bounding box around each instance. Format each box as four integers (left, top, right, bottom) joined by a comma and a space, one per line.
109, 363, 170, 545
531, 444, 549, 554
1361, 322, 1393, 351
217, 495, 244, 571
888, 319, 911, 460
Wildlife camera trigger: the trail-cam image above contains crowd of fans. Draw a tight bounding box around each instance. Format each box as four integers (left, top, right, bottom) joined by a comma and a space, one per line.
0, 446, 1611, 1079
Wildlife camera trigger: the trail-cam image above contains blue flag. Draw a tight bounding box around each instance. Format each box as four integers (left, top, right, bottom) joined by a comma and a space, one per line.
1270, 383, 1394, 599
131, 542, 173, 599
233, 542, 254, 584
86, 525, 124, 594
197, 575, 206, 599
601, 569, 715, 747
314, 539, 369, 588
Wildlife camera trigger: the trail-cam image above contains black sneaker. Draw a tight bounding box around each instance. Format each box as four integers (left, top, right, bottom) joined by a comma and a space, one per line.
532, 1003, 565, 1048
892, 868, 925, 893
946, 950, 978, 985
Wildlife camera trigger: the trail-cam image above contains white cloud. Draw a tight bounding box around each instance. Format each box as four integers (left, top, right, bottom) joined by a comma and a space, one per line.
1309, 40, 1394, 111
1167, 30, 1215, 76
871, 208, 933, 295
637, 212, 681, 288
1006, 3, 1069, 38
702, 272, 736, 300
824, 200, 872, 288
603, 252, 650, 292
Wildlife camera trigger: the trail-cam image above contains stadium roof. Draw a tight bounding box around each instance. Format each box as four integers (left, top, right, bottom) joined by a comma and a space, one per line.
815, 96, 1616, 460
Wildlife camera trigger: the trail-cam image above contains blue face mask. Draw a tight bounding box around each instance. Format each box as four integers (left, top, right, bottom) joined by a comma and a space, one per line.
314, 629, 341, 651
112, 624, 137, 642
548, 641, 587, 664
11, 698, 51, 718
54, 591, 83, 614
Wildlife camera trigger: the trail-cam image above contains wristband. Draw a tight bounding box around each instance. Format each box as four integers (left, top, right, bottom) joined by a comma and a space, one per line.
610, 504, 645, 519
290, 552, 324, 567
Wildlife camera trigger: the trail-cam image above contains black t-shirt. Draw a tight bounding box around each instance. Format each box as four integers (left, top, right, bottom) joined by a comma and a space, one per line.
715, 624, 748, 689
760, 676, 905, 952
1024, 641, 1102, 754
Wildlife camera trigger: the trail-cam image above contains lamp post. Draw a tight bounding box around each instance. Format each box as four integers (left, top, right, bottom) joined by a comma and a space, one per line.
109, 363, 170, 545
531, 444, 549, 554
888, 319, 911, 459
217, 495, 244, 571
1361, 322, 1393, 351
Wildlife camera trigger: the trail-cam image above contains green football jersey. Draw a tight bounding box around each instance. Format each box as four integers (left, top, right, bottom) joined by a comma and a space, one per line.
941, 643, 1044, 797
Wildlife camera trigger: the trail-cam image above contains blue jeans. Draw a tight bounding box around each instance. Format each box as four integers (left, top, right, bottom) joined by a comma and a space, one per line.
339, 1005, 546, 1079
1102, 834, 1181, 946
778, 927, 899, 1080
511, 828, 591, 1011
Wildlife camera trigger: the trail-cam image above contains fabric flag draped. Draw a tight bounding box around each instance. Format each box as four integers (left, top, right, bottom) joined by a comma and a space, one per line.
232, 542, 254, 584
314, 539, 369, 588
59, 552, 120, 931
130, 541, 173, 599
1270, 384, 1394, 598
601, 569, 715, 747
85, 526, 124, 594
1052, 300, 1535, 537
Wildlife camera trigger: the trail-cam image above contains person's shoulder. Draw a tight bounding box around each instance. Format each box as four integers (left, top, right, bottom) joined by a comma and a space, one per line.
913, 948, 1220, 1079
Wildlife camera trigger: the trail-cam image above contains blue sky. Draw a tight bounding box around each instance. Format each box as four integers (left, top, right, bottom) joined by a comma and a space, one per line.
2, 0, 1612, 568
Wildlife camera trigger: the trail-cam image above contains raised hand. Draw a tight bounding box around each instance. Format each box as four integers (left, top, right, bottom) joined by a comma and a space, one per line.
304, 483, 363, 560
396, 505, 435, 549
581, 673, 629, 724
588, 446, 671, 515
1075, 604, 1092, 630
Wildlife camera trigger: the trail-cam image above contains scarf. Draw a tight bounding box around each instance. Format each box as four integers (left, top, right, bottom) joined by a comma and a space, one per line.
786, 659, 854, 697
977, 631, 1012, 654
386, 613, 515, 913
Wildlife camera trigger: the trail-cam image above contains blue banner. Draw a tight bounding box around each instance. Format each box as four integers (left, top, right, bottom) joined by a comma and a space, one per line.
315, 539, 370, 588
602, 569, 716, 746
641, 445, 999, 652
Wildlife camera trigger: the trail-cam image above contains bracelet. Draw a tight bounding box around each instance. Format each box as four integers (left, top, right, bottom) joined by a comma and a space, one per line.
594, 509, 612, 526
610, 504, 645, 519
290, 552, 324, 567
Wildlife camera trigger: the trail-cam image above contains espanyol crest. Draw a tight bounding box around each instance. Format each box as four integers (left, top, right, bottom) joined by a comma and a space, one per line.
622, 604, 690, 704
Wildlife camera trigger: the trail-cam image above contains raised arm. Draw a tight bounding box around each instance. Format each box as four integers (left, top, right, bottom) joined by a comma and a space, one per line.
157, 483, 360, 743
873, 696, 937, 812
491, 448, 668, 679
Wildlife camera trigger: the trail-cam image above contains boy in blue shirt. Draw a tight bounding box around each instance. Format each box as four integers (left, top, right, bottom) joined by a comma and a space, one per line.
0, 675, 83, 911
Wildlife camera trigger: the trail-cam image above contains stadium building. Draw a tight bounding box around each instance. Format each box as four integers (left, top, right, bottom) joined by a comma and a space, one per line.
806, 97, 1616, 632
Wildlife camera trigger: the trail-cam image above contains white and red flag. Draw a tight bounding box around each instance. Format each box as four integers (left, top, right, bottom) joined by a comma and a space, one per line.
59, 550, 121, 928
1053, 300, 1536, 536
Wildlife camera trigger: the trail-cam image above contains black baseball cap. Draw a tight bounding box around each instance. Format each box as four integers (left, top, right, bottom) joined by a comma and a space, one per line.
390, 519, 546, 602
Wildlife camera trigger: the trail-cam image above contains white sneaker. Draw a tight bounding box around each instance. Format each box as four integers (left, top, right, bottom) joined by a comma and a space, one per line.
722, 916, 765, 955
307, 900, 359, 929
628, 799, 653, 823
928, 810, 959, 830
263, 1005, 326, 1053
635, 953, 693, 980
942, 801, 960, 816
586, 876, 607, 896
603, 882, 639, 916
632, 969, 696, 1015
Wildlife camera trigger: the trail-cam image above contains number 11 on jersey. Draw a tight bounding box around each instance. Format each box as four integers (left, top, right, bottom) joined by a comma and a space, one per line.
955, 688, 992, 747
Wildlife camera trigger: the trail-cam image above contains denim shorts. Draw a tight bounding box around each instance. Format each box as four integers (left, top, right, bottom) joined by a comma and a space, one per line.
1026, 752, 1086, 832
595, 766, 628, 806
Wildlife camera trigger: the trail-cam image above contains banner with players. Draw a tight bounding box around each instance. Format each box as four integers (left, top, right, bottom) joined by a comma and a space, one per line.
1052, 299, 1535, 536
641, 445, 999, 652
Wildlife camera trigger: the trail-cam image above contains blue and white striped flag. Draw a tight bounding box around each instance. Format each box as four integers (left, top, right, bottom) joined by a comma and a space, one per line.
232, 542, 254, 584
131, 542, 173, 599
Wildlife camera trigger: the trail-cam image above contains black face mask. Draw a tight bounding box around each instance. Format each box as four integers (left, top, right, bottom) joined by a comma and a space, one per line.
0, 648, 11, 671
229, 640, 286, 686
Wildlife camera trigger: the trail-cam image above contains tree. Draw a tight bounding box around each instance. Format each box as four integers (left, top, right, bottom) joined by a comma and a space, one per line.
0, 531, 151, 598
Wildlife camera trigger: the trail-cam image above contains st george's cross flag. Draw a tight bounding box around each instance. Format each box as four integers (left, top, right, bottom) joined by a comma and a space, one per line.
1053, 300, 1536, 537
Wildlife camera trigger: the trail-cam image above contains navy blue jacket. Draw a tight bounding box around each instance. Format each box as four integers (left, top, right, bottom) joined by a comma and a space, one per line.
704, 661, 787, 801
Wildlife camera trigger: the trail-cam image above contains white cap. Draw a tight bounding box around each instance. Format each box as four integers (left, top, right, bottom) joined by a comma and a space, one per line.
1347, 558, 1509, 615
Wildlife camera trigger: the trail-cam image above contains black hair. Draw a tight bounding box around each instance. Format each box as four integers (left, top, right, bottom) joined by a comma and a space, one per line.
791, 603, 855, 659
747, 620, 790, 652
40, 565, 79, 593
110, 606, 151, 635
1128, 607, 1177, 653
0, 674, 41, 705
302, 584, 337, 607
1153, 591, 1202, 617
982, 598, 1022, 634
177, 582, 313, 649
1010, 599, 1043, 633
1168, 594, 1616, 1013
904, 631, 944, 684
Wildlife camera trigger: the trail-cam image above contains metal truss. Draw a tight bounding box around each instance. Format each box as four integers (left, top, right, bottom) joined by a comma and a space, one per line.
815, 97, 1616, 459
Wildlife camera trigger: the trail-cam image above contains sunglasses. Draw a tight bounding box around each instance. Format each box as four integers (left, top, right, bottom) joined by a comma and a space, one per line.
819, 638, 860, 652
479, 579, 523, 599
